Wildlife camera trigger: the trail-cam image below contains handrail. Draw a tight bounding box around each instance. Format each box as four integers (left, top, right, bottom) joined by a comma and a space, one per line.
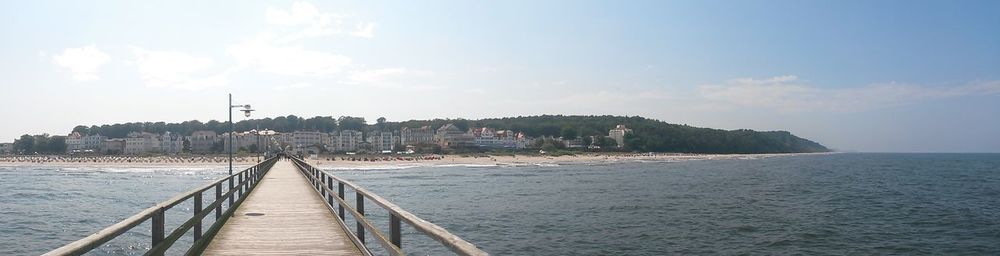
44, 156, 280, 256
287, 156, 489, 256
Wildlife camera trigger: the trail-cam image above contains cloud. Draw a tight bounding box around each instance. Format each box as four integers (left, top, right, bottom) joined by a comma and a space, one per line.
52, 45, 111, 81
349, 68, 432, 84
265, 2, 325, 26
131, 47, 229, 90
264, 1, 381, 42
227, 36, 353, 76
273, 82, 314, 91
699, 75, 1000, 111
350, 22, 376, 38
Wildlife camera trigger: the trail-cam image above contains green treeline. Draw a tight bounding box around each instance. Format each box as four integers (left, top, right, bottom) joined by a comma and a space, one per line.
395, 115, 830, 153
63, 115, 828, 154
13, 134, 66, 154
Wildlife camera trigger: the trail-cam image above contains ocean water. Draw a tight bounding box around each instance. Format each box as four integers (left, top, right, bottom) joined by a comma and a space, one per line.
2, 153, 999, 255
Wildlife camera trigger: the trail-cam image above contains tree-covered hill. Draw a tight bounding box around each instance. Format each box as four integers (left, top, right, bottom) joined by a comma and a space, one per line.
396, 115, 830, 154
69, 115, 829, 154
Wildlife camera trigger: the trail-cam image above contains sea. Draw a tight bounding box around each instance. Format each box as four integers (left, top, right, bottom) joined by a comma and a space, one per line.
1, 153, 998, 255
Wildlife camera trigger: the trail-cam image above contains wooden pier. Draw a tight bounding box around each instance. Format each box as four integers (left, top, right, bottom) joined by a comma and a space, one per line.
202, 160, 363, 255
45, 155, 488, 256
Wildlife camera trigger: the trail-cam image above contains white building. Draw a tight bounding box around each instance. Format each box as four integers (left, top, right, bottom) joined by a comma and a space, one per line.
435, 124, 475, 149
124, 132, 162, 155
608, 125, 633, 148
158, 132, 184, 154
293, 131, 324, 148
329, 130, 363, 152
189, 131, 218, 154
82, 134, 106, 150
367, 131, 399, 152
0, 143, 13, 154
101, 139, 126, 154
400, 126, 435, 146
66, 132, 84, 153
471, 127, 526, 148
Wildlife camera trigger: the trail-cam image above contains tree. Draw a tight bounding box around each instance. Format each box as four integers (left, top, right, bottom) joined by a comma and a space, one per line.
560, 127, 578, 140
47, 136, 66, 153
338, 116, 367, 131
376, 117, 387, 131
15, 134, 33, 154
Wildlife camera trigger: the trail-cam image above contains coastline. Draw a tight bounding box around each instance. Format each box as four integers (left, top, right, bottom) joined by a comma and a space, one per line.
0, 152, 835, 169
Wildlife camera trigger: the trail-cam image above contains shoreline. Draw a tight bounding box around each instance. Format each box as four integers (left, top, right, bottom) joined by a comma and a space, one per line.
0, 152, 836, 169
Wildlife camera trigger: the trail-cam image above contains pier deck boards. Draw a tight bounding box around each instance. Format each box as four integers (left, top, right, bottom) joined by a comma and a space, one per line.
203, 160, 363, 255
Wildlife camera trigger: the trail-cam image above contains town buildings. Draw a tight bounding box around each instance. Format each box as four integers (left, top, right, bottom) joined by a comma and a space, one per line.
609, 124, 632, 148
66, 132, 83, 153
470, 127, 526, 148
0, 143, 13, 154
435, 124, 475, 149
82, 134, 106, 151
400, 126, 435, 146
101, 139, 126, 154
329, 130, 363, 152
67, 132, 109, 153
189, 131, 218, 154
367, 131, 400, 152
158, 132, 184, 154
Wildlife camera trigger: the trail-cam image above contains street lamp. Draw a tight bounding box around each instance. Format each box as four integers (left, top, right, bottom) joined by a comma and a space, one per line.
228, 94, 254, 178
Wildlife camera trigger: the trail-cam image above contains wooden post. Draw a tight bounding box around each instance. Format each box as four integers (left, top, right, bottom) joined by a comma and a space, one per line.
215, 183, 222, 220
193, 193, 202, 241
228, 176, 234, 206
238, 173, 244, 199
338, 183, 345, 221
391, 214, 401, 248
326, 176, 334, 207
357, 193, 365, 244
152, 209, 165, 247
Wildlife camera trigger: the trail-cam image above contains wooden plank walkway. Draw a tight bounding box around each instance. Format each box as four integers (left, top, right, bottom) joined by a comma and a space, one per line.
203, 160, 364, 255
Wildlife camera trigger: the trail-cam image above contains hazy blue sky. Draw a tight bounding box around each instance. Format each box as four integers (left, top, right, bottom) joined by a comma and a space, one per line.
1, 1, 998, 152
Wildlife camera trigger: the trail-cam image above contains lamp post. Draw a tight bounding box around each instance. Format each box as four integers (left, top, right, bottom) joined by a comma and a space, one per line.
228, 94, 254, 178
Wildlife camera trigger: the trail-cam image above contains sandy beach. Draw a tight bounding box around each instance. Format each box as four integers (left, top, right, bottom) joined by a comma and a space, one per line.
0, 153, 833, 169
296, 152, 823, 169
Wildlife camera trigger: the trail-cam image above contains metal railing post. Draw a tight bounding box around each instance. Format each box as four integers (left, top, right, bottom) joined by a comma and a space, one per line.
193, 193, 202, 241
152, 209, 165, 247
238, 172, 245, 199
338, 182, 345, 221
391, 214, 402, 248
357, 193, 365, 245
228, 176, 234, 206
326, 176, 334, 207
215, 183, 222, 220
228, 176, 234, 205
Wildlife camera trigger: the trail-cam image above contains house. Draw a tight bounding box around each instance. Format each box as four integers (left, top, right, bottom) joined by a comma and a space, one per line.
159, 132, 184, 154
0, 143, 13, 154
66, 132, 84, 153
435, 124, 475, 149
367, 131, 399, 152
329, 130, 363, 152
400, 126, 435, 146
124, 132, 159, 155
82, 134, 107, 151
608, 125, 633, 148
189, 130, 218, 154
101, 139, 126, 155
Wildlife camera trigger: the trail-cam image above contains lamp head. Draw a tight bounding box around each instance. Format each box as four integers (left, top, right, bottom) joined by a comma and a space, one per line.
240, 106, 255, 118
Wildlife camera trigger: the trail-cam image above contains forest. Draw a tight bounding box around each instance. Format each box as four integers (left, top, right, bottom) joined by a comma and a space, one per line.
58, 115, 829, 154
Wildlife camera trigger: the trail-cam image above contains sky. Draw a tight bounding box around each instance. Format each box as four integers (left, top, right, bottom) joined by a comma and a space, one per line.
1, 0, 998, 152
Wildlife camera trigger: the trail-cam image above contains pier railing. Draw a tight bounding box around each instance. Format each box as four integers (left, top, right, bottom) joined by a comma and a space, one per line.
288, 156, 488, 256
45, 156, 280, 256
